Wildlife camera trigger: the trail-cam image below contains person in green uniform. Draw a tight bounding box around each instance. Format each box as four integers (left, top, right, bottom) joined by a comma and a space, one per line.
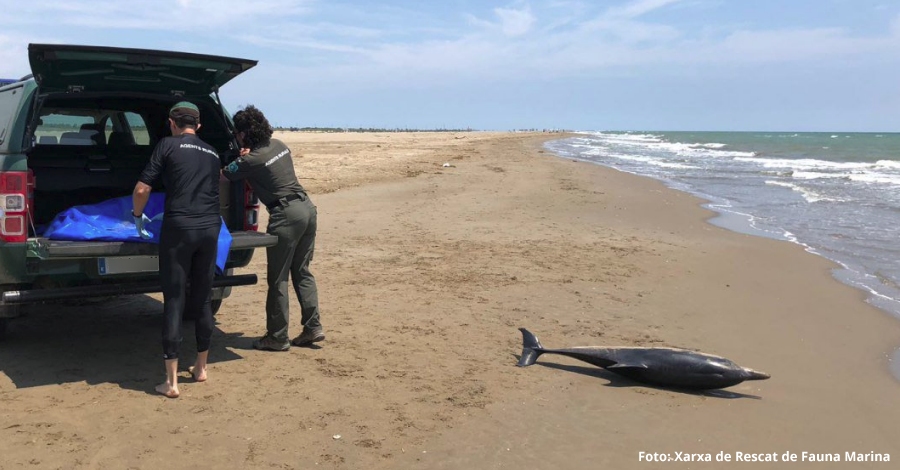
223, 105, 323, 351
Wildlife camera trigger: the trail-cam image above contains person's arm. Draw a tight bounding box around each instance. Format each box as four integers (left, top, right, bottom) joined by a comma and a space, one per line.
134, 141, 165, 214
222, 148, 266, 181
131, 181, 153, 239
131, 141, 165, 239
132, 182, 152, 216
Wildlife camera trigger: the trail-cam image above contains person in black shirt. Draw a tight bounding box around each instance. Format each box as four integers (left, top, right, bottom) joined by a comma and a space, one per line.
223, 105, 323, 351
132, 101, 222, 398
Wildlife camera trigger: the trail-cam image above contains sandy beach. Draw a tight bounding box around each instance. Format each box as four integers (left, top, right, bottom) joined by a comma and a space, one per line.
1, 131, 899, 469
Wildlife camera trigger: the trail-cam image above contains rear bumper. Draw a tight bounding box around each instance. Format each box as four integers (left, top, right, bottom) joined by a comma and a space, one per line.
1, 273, 258, 304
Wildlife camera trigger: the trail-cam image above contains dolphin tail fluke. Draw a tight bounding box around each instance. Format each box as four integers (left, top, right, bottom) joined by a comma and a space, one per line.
517, 328, 545, 367
744, 368, 771, 381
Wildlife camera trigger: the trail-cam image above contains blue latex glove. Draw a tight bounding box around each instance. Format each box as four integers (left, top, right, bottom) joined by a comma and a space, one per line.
133, 213, 152, 239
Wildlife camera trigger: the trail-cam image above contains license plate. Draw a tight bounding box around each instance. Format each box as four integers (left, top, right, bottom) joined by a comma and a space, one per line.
98, 256, 159, 275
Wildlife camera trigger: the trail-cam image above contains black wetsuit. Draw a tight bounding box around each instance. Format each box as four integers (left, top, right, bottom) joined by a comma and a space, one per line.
139, 133, 221, 360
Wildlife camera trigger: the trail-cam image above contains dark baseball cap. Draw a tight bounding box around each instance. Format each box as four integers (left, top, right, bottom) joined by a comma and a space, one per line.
169, 101, 200, 119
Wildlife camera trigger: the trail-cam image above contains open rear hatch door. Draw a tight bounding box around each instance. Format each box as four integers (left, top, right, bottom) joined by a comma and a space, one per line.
28, 44, 257, 95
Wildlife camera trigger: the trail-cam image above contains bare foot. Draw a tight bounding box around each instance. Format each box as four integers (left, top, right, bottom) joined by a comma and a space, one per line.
188, 366, 207, 382
155, 382, 179, 398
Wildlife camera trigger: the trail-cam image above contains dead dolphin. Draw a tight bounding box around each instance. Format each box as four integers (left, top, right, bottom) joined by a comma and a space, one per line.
517, 328, 770, 390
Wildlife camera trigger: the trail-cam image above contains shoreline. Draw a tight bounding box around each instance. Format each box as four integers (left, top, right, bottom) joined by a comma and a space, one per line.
544, 133, 900, 380
1, 131, 898, 469
532, 130, 900, 348
545, 132, 900, 338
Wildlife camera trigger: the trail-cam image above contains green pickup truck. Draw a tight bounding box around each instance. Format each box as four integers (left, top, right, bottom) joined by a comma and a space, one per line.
0, 44, 278, 338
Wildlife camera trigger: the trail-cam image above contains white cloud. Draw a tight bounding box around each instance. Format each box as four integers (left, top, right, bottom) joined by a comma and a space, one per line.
703, 17, 900, 66
344, 1, 900, 86
0, 35, 35, 78
4, 0, 313, 32
238, 33, 368, 55
604, 0, 682, 20
495, 6, 536, 36
3, 0, 899, 92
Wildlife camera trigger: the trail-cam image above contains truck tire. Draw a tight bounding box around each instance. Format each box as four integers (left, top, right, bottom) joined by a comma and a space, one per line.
0, 318, 8, 340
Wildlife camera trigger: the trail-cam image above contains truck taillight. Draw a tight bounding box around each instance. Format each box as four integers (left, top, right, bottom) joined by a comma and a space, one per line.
0, 170, 33, 243
243, 181, 259, 231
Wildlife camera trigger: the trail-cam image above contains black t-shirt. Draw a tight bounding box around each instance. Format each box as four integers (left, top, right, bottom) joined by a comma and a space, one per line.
139, 133, 221, 229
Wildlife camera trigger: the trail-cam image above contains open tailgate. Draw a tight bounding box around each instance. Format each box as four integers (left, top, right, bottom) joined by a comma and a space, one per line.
28, 231, 277, 258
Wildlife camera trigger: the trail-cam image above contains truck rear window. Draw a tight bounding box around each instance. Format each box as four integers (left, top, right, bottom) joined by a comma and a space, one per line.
34, 109, 150, 147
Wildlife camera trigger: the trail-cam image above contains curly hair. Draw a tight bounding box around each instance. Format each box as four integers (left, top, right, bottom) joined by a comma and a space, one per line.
232, 105, 273, 150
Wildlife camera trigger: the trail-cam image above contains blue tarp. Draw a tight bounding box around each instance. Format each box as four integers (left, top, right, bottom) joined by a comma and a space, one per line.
42, 193, 232, 273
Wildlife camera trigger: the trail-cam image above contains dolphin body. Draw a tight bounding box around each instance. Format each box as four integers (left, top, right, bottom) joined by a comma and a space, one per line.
517, 328, 770, 390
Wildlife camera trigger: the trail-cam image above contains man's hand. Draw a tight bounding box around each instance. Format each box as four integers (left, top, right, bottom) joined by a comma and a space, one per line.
133, 212, 152, 239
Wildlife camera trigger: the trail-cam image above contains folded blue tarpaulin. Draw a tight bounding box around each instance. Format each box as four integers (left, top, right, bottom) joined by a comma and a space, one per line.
42, 193, 232, 273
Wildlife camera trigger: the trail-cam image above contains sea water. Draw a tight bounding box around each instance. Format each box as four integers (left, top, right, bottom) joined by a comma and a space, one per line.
544, 132, 900, 377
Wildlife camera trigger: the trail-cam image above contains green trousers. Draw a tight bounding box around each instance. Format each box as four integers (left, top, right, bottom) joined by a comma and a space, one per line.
265, 195, 320, 341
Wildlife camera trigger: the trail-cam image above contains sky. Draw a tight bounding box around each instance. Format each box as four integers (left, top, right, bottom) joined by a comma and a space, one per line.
1, 0, 899, 132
